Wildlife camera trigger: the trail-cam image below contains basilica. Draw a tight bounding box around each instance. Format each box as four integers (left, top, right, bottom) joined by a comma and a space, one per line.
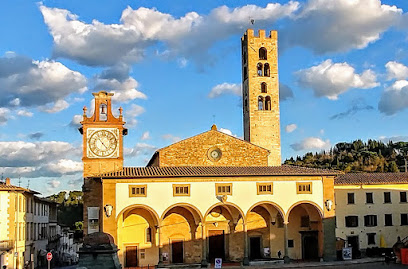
79, 29, 339, 267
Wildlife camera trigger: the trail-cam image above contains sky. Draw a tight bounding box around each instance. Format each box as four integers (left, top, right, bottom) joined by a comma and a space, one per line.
1, 0, 408, 196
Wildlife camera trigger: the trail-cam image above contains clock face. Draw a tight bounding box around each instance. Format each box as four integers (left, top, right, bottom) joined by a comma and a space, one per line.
88, 129, 118, 157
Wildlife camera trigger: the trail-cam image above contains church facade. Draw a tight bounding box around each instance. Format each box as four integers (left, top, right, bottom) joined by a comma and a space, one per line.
80, 29, 338, 267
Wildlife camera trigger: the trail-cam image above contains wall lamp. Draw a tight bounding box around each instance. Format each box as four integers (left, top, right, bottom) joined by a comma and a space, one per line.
104, 204, 113, 218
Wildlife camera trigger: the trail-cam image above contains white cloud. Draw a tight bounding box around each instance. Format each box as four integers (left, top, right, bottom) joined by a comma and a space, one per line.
44, 159, 82, 175
39, 99, 69, 113
48, 179, 61, 188
282, 0, 403, 54
378, 80, 408, 115
162, 134, 182, 143
40, 1, 403, 67
219, 128, 237, 137
385, 61, 408, 80
279, 84, 294, 101
285, 124, 297, 133
291, 137, 331, 151
124, 104, 145, 127
141, 131, 150, 140
0, 141, 81, 178
296, 59, 379, 100
209, 83, 241, 98
94, 64, 147, 103
124, 143, 157, 158
0, 53, 87, 110
69, 114, 83, 128
39, 2, 298, 66
17, 109, 33, 117
0, 108, 10, 125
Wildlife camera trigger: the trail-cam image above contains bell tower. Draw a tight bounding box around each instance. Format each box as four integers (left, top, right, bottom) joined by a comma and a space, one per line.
242, 29, 281, 166
79, 91, 127, 177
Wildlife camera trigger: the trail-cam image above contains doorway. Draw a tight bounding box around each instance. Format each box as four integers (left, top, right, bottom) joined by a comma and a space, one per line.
347, 236, 360, 259
125, 245, 138, 267
249, 237, 262, 260
209, 230, 225, 262
301, 231, 319, 260
171, 240, 184, 263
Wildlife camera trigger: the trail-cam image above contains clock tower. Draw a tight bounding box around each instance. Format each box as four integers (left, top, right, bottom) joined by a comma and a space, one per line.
79, 91, 127, 235
80, 91, 127, 178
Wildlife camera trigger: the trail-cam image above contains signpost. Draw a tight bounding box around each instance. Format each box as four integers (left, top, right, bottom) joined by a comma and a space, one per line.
46, 252, 52, 269
214, 258, 222, 268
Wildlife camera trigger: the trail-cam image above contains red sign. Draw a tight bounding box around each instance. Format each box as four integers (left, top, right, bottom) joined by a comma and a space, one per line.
46, 252, 52, 261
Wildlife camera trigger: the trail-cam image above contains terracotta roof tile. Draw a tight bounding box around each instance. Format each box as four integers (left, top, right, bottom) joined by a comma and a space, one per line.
95, 165, 340, 179
0, 183, 39, 194
335, 172, 408, 185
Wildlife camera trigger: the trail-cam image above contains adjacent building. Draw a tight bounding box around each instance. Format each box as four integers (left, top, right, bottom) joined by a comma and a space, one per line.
0, 178, 58, 269
335, 172, 408, 256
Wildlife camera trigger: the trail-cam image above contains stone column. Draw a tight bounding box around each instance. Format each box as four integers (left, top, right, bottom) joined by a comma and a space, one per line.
243, 222, 249, 266
200, 223, 208, 267
157, 225, 163, 265
283, 221, 290, 263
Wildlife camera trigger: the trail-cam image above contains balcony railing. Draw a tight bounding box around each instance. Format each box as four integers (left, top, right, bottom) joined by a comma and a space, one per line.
0, 240, 14, 251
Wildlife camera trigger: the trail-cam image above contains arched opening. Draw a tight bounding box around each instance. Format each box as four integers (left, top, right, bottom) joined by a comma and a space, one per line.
259, 47, 267, 60
264, 63, 270, 77
117, 205, 160, 267
265, 96, 271, 111
246, 202, 285, 261
258, 96, 264, 110
286, 202, 323, 261
204, 203, 245, 263
99, 103, 108, 121
257, 63, 263, 76
160, 204, 203, 264
261, 83, 267, 93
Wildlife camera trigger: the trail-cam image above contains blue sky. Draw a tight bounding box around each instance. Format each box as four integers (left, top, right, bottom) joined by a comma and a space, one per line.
1, 0, 408, 196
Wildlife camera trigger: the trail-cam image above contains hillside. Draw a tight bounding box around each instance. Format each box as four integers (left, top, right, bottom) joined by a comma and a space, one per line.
284, 139, 408, 173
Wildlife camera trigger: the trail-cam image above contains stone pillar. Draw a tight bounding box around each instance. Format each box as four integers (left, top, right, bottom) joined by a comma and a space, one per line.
157, 225, 163, 265
323, 217, 337, 261
243, 222, 249, 266
200, 223, 208, 267
283, 221, 290, 263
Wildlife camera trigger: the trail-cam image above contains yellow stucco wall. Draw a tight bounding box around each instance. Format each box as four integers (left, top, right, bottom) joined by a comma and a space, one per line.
335, 184, 408, 250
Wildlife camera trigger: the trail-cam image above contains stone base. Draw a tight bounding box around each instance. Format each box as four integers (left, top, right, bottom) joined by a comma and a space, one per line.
77, 232, 122, 269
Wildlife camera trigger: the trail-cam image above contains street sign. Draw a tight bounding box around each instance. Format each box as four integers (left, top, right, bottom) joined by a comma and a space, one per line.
46, 252, 53, 261
214, 258, 222, 268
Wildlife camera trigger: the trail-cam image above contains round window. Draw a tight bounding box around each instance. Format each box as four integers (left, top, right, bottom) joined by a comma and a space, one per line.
208, 147, 222, 162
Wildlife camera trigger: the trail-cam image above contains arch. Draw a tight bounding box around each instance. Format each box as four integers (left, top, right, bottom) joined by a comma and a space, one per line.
246, 201, 285, 222
258, 96, 264, 110
261, 83, 267, 93
264, 63, 270, 77
204, 202, 246, 225
116, 204, 160, 226
257, 63, 263, 76
285, 200, 324, 222
99, 103, 107, 121
265, 96, 271, 110
259, 47, 267, 60
160, 203, 204, 224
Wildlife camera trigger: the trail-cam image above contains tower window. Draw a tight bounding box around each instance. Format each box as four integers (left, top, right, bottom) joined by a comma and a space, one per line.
264, 63, 270, 77
257, 63, 263, 76
261, 83, 267, 93
99, 104, 107, 121
265, 96, 271, 110
259, 47, 267, 60
258, 96, 264, 110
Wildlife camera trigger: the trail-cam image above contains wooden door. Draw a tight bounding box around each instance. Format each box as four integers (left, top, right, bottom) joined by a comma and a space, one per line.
172, 240, 184, 263
125, 246, 138, 267
250, 237, 262, 260
209, 230, 225, 262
